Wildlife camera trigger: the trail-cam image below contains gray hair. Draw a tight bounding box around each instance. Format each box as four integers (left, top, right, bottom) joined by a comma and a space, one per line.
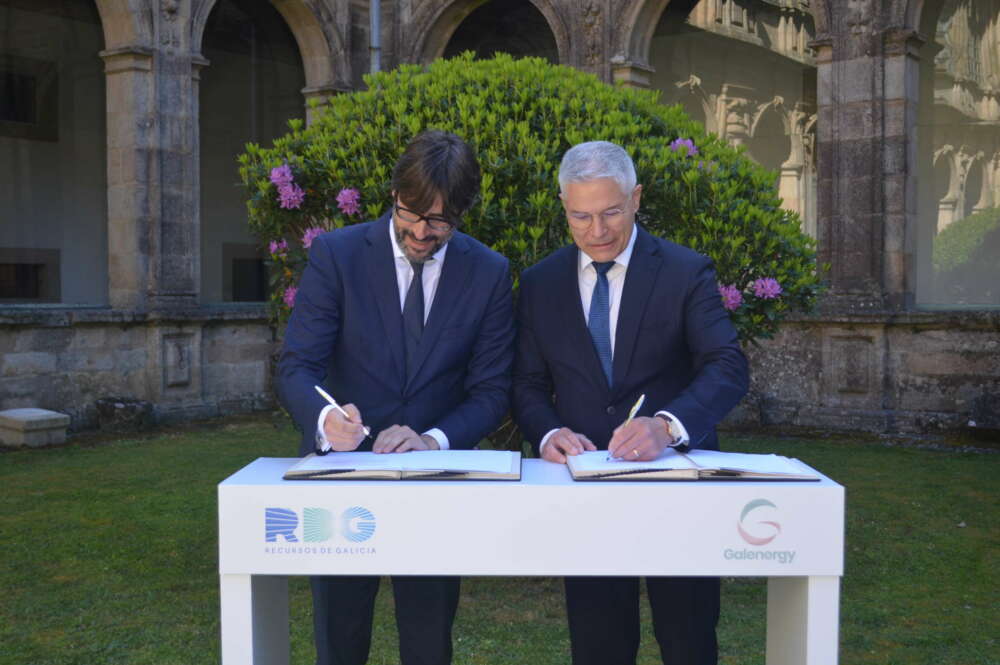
558, 141, 637, 194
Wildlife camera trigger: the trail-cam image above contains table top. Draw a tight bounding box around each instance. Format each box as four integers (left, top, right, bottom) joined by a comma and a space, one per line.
218, 457, 844, 577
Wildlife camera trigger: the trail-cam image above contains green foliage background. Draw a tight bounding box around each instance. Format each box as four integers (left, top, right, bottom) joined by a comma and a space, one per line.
931, 206, 1000, 304
239, 53, 823, 342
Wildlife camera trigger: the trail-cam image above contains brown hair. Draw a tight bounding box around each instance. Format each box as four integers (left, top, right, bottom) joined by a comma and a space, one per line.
391, 130, 481, 224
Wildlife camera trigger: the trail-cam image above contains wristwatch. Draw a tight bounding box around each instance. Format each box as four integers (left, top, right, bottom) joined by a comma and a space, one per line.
655, 413, 688, 451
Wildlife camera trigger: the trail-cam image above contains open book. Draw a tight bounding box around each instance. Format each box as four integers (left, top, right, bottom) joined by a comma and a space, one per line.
566, 449, 819, 481
283, 449, 521, 481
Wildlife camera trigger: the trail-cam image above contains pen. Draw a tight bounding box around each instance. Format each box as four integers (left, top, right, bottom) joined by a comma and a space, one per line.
607, 393, 646, 461
314, 385, 372, 438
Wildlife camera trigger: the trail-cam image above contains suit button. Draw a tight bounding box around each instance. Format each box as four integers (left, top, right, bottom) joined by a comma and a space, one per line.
606, 406, 616, 415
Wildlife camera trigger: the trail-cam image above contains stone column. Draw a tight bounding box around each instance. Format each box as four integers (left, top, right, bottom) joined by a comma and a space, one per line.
303, 84, 351, 125
100, 46, 155, 311
149, 2, 200, 309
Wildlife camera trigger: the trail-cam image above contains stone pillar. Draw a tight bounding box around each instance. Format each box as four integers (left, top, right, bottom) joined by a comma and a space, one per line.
813, 5, 926, 309
149, 2, 200, 309
100, 46, 155, 310
610, 58, 653, 89
100, 4, 202, 311
303, 84, 351, 125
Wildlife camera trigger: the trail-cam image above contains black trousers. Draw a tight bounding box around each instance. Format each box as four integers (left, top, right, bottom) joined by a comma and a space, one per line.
564, 576, 720, 665
310, 575, 461, 665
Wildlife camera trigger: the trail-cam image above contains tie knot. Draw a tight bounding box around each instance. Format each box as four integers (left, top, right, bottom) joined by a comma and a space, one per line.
593, 261, 615, 276
410, 260, 425, 276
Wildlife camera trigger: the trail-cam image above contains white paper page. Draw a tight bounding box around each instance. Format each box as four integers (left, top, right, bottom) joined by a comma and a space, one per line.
396, 450, 514, 473
291, 452, 404, 472
569, 449, 697, 473
293, 450, 514, 474
683, 449, 807, 475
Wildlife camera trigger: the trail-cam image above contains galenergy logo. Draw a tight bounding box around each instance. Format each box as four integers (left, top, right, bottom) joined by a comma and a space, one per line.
737, 499, 781, 546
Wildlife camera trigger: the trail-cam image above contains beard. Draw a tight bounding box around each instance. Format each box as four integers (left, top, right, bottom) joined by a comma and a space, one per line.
394, 224, 452, 263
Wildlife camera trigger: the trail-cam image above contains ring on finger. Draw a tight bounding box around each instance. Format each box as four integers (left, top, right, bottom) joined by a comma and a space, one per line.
632, 448, 640, 458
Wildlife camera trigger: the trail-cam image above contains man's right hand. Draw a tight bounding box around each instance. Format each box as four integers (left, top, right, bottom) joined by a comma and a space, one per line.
322, 403, 366, 451
541, 427, 596, 464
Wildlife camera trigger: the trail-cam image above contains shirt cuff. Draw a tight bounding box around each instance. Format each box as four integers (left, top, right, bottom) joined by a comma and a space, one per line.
423, 428, 449, 450
315, 404, 336, 453
655, 410, 690, 447
538, 428, 560, 455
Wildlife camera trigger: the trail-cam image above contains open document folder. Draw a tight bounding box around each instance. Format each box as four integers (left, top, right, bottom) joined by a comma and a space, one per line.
283, 449, 521, 481
566, 448, 819, 481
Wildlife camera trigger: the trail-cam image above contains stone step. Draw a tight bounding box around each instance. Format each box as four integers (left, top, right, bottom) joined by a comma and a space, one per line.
0, 408, 71, 448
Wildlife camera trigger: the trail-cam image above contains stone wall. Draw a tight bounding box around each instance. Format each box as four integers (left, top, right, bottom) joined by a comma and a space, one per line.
732, 310, 1000, 435
0, 307, 275, 431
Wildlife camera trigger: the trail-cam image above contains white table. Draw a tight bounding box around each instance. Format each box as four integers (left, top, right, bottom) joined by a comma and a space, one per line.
219, 458, 843, 664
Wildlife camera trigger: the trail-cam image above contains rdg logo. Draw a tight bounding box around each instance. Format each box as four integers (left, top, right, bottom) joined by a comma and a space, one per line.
265, 506, 376, 543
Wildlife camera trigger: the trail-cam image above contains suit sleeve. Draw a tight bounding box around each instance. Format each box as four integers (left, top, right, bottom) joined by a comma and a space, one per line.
275, 236, 343, 452
433, 261, 515, 449
511, 275, 563, 454
660, 257, 749, 448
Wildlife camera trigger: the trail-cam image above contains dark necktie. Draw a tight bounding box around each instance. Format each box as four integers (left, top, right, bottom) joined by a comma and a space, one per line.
588, 261, 615, 387
402, 260, 425, 382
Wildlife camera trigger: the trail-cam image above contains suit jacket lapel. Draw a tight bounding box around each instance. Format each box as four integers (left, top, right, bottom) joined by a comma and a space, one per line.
404, 232, 473, 390
612, 227, 661, 395
365, 214, 407, 385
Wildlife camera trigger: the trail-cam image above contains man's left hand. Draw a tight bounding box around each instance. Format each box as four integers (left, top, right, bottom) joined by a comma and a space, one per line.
373, 425, 439, 453
607, 416, 673, 461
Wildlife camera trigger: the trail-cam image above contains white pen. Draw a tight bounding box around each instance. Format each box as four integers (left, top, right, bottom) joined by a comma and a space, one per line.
314, 385, 371, 437
607, 393, 646, 461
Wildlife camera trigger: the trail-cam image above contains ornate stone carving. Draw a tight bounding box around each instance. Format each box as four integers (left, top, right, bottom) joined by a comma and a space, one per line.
581, 1, 602, 67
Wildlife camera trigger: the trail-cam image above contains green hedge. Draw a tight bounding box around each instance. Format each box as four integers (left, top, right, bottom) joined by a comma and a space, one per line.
239, 53, 823, 343
931, 206, 1000, 304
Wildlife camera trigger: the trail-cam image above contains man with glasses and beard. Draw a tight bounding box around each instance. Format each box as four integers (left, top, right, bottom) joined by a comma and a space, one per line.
276, 130, 514, 665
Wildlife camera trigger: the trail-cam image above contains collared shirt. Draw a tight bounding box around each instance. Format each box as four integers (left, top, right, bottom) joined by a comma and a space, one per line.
539, 224, 689, 455
316, 217, 451, 452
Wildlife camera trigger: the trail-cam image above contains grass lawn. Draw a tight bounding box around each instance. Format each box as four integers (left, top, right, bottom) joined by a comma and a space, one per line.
1, 415, 996, 664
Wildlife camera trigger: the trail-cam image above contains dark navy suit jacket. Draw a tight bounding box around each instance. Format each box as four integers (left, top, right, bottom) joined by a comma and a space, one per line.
512, 226, 749, 452
277, 214, 514, 456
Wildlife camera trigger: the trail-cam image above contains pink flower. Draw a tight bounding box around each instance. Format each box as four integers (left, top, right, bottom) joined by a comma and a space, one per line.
336, 187, 361, 216
278, 183, 305, 209
268, 239, 288, 256
269, 163, 294, 187
301, 226, 324, 249
753, 277, 783, 299
283, 286, 298, 308
718, 284, 743, 311
670, 137, 699, 157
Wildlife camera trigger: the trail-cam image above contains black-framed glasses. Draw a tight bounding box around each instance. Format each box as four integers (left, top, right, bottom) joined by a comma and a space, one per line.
393, 202, 456, 232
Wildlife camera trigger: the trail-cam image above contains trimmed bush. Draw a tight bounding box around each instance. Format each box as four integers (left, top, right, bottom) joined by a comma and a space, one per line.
239, 53, 822, 343
931, 206, 1000, 304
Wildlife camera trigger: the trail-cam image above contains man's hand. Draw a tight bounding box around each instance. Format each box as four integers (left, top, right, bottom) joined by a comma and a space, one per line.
373, 425, 439, 453
541, 427, 596, 464
322, 403, 367, 451
607, 416, 673, 461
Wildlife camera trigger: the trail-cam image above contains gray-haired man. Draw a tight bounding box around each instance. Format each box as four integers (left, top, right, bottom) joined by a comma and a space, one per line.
512, 140, 749, 664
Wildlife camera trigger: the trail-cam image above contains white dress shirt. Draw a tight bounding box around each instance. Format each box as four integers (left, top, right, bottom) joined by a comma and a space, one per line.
539, 224, 690, 454
316, 218, 451, 452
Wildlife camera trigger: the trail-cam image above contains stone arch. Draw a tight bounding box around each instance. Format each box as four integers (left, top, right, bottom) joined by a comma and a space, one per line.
750, 96, 791, 138
617, 0, 833, 65
614, 0, 671, 66
191, 0, 348, 90
94, 0, 153, 50
674, 74, 714, 132
407, 0, 570, 65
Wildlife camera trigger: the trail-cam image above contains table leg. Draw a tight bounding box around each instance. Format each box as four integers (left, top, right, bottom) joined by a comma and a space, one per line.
220, 574, 289, 665
765, 575, 840, 665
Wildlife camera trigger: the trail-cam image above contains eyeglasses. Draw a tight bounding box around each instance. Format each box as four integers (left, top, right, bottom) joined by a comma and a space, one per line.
565, 206, 629, 230
394, 202, 456, 232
